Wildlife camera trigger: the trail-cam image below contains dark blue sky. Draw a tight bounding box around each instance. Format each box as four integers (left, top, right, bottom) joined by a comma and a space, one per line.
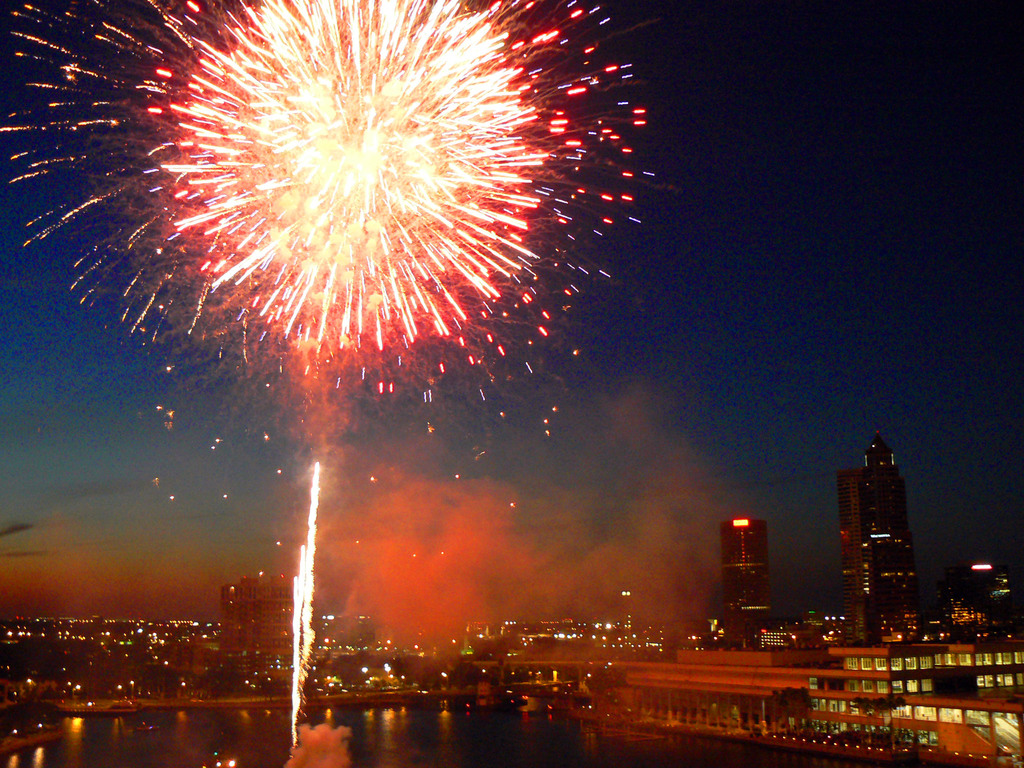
1, 0, 1022, 629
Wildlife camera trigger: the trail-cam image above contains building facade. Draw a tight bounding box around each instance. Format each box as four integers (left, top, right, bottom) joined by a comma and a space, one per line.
837, 434, 919, 643
720, 517, 770, 648
625, 642, 1024, 765
937, 562, 1013, 640
220, 573, 292, 674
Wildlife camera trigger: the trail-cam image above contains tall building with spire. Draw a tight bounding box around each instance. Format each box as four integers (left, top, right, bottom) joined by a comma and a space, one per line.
720, 517, 770, 647
837, 434, 919, 643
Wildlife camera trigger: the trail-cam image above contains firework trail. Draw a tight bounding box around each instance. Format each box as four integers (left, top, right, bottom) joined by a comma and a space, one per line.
291, 460, 320, 746
7, 0, 645, 391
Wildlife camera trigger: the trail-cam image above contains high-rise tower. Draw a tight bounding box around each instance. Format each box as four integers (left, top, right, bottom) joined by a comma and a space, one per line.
937, 562, 1012, 640
837, 434, 919, 643
720, 517, 770, 647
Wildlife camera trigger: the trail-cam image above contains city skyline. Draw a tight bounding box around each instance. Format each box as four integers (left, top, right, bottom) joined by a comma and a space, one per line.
2, 0, 1023, 626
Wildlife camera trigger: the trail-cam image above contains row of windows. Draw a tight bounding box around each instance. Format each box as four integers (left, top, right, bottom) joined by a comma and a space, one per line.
936, 652, 1023, 666
810, 701, 1007, 727
843, 650, 1024, 672
977, 672, 1023, 687
844, 655, 934, 671
846, 678, 935, 694
837, 673, 1024, 693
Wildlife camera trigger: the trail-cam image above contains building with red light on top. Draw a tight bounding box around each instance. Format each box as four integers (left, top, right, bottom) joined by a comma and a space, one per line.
937, 562, 1013, 640
720, 517, 770, 648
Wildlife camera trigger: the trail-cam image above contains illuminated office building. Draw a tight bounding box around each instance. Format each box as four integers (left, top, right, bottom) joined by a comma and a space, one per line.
937, 562, 1012, 640
837, 434, 919, 643
720, 517, 770, 647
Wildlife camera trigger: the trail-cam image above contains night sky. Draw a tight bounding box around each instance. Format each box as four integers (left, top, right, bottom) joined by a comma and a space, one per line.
1, 0, 1022, 637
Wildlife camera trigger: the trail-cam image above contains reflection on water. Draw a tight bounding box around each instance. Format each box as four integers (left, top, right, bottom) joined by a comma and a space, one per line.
4, 708, 867, 768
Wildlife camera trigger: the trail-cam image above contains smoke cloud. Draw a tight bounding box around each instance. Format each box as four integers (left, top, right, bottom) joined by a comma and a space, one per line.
285, 724, 352, 768
310, 386, 746, 642
0, 522, 33, 537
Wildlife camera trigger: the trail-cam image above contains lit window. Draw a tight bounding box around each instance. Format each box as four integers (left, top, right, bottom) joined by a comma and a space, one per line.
914, 706, 937, 721
966, 710, 989, 726
939, 708, 962, 723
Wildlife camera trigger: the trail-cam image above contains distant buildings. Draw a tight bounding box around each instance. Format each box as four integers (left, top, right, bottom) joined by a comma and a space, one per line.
937, 562, 1013, 640
720, 517, 770, 647
837, 434, 920, 643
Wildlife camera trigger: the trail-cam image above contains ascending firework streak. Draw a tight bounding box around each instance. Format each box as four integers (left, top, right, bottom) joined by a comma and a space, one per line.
291, 461, 320, 746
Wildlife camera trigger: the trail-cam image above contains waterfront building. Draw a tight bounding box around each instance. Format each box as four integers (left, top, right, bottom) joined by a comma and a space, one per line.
720, 517, 770, 648
837, 434, 919, 643
937, 562, 1013, 640
220, 573, 292, 674
623, 641, 1024, 764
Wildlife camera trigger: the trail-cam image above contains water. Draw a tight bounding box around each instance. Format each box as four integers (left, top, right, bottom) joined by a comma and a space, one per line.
5, 708, 864, 768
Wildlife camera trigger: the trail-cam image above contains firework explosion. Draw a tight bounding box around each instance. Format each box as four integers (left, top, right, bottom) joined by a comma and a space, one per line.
8, 0, 645, 392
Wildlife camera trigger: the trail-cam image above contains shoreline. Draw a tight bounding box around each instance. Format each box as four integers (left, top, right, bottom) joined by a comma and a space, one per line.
47, 697, 1011, 767
574, 713, 1005, 768
1, 727, 64, 756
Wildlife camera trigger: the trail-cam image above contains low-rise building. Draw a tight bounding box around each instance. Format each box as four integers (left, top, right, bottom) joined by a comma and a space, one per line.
621, 641, 1024, 764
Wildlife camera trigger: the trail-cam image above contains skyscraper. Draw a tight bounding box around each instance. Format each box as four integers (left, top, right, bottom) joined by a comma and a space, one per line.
837, 434, 919, 643
937, 562, 1012, 640
720, 517, 770, 647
